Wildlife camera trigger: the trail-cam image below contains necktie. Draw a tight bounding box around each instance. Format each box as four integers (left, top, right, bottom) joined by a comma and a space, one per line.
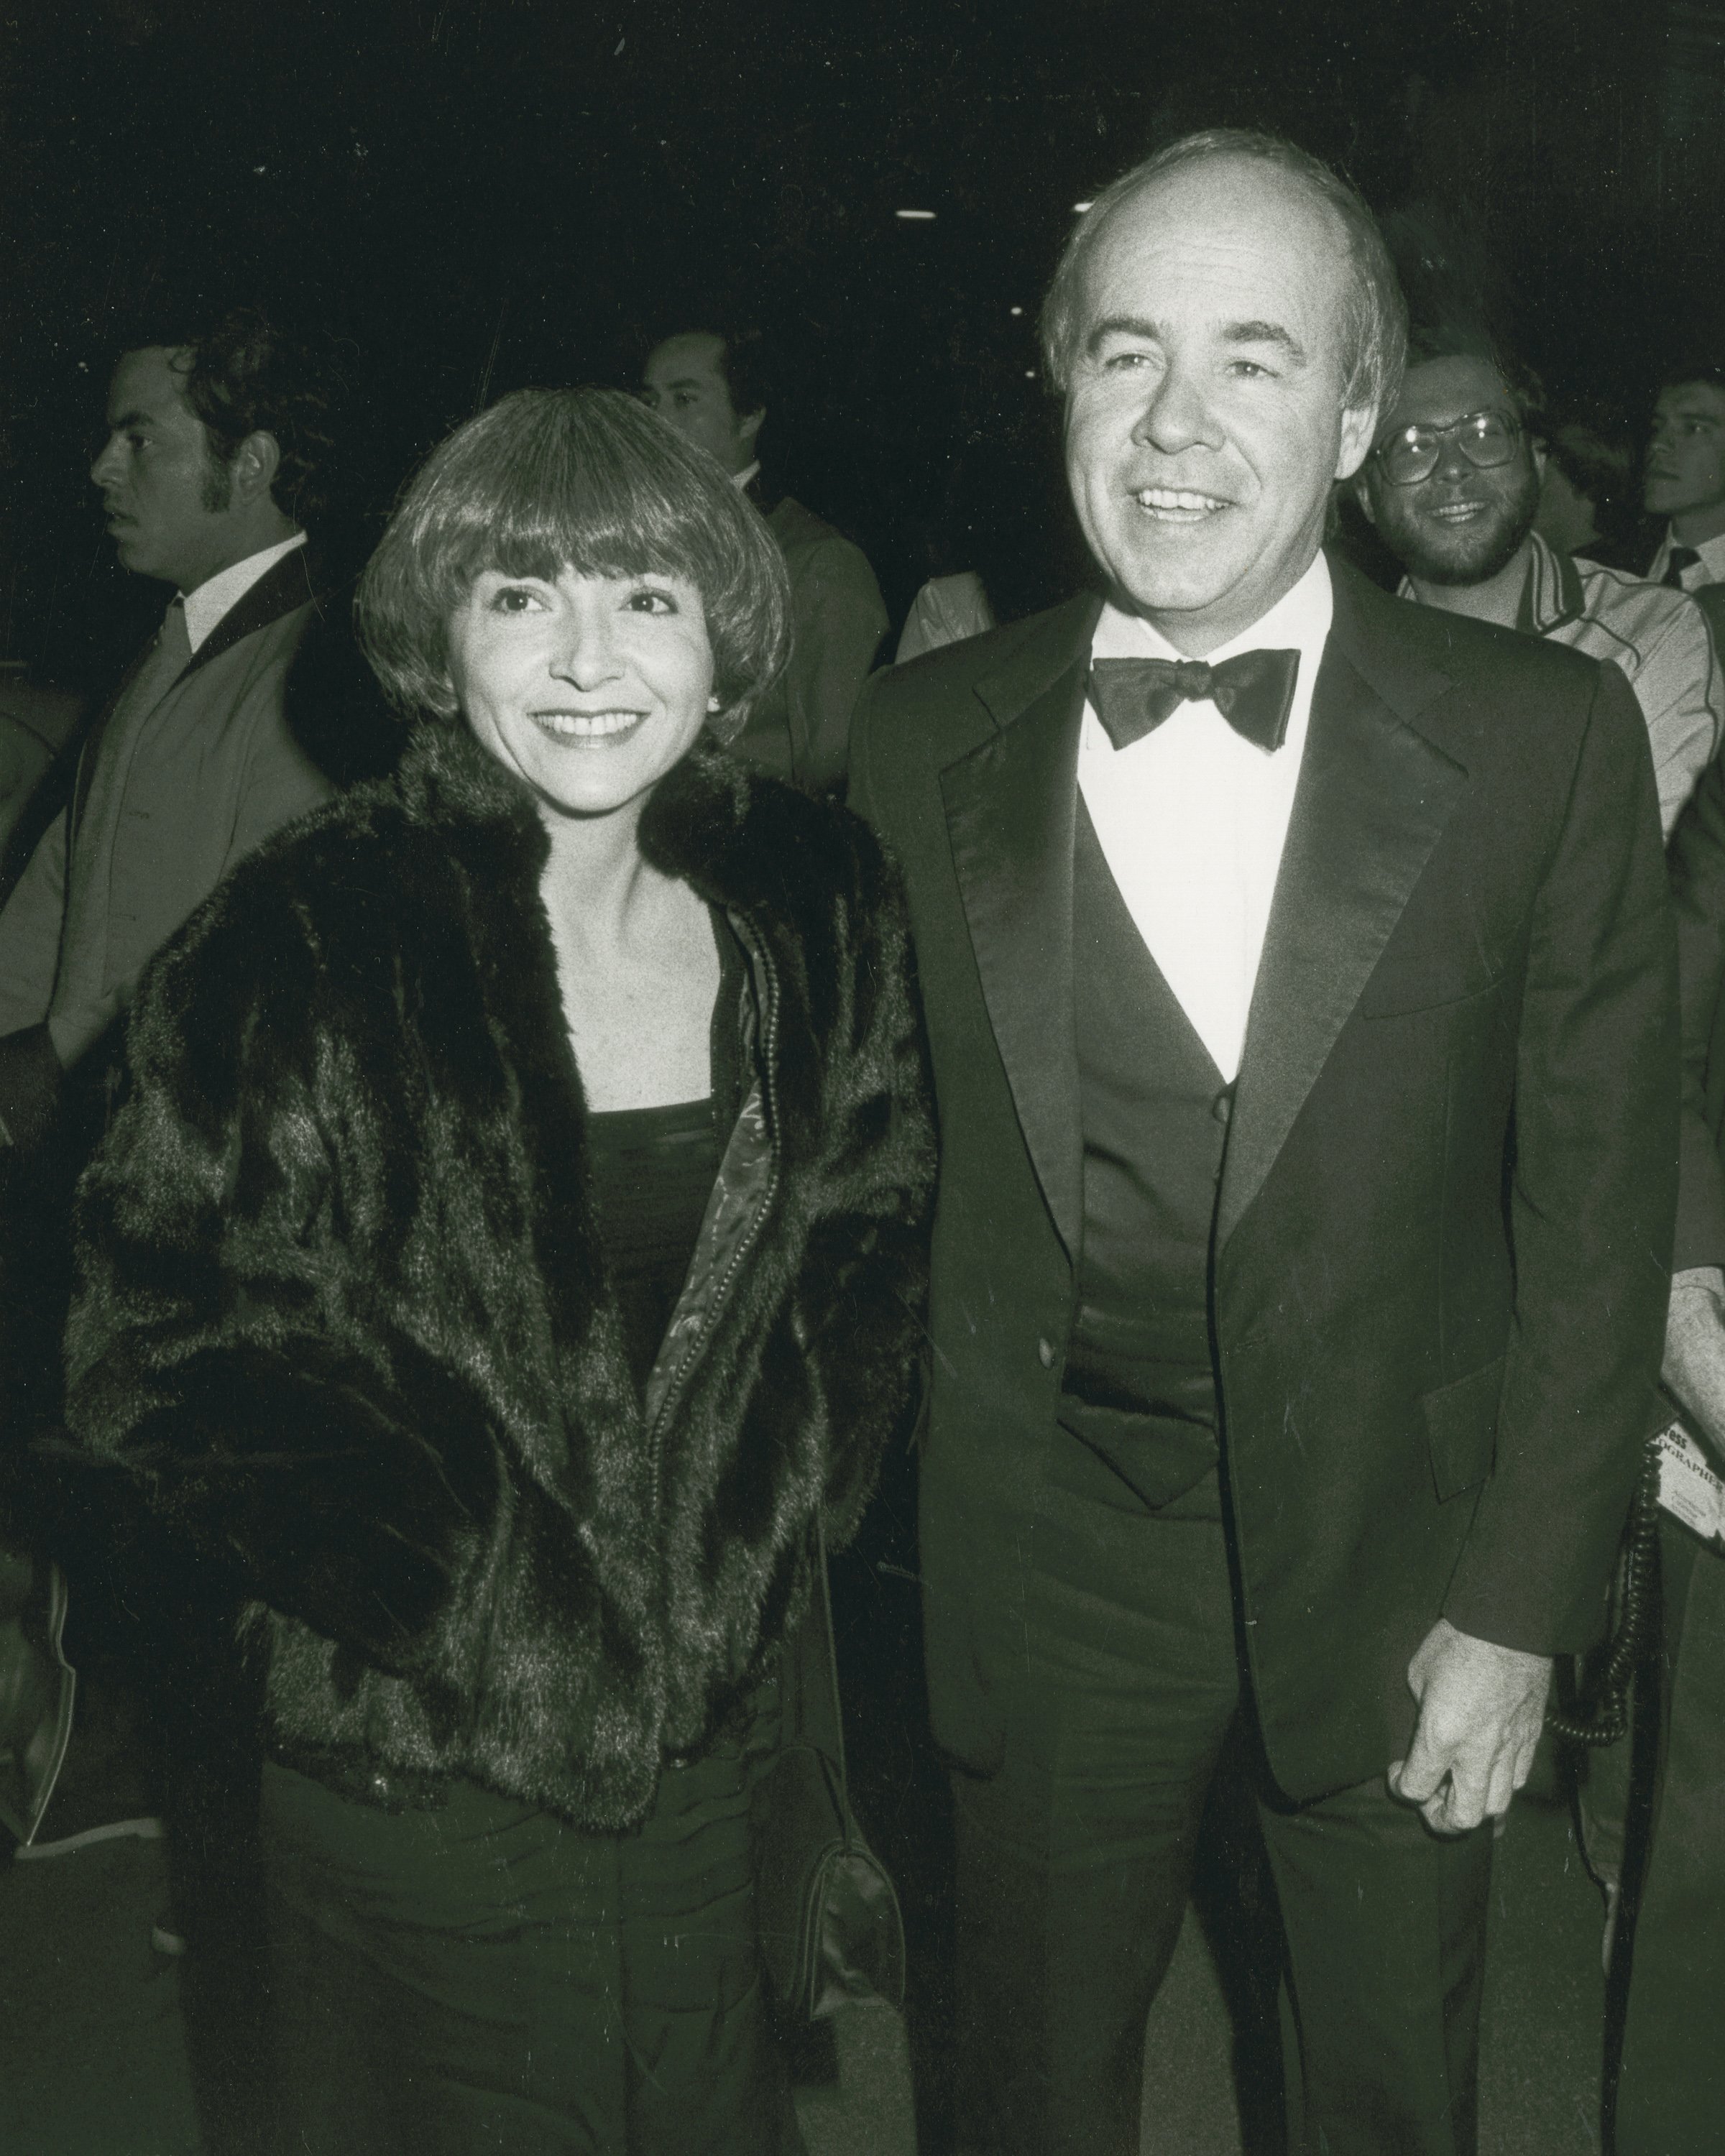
1662, 545, 1701, 591
54, 598, 192, 1050
1089, 648, 1301, 755
71, 598, 192, 840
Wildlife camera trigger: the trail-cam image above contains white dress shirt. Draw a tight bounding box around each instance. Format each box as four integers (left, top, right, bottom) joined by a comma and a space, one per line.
1078, 553, 1333, 1083
181, 531, 307, 653
1648, 525, 1725, 590
729, 460, 762, 494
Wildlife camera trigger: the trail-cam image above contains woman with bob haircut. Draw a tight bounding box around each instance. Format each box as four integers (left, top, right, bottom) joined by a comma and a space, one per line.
55, 385, 934, 2154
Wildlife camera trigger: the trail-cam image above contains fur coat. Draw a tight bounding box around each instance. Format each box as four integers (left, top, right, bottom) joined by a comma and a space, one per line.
58, 722, 934, 1830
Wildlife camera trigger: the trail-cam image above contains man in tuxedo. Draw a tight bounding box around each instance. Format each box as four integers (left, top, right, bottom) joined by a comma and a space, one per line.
642, 323, 888, 793
849, 129, 1676, 2155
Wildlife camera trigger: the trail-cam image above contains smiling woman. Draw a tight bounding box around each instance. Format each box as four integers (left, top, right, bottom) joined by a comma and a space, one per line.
54, 385, 936, 2154
446, 566, 718, 824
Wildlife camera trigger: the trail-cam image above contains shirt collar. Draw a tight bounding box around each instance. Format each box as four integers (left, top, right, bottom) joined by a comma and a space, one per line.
730, 460, 761, 494
1662, 525, 1725, 580
1091, 550, 1334, 672
180, 532, 307, 653
1514, 531, 1583, 634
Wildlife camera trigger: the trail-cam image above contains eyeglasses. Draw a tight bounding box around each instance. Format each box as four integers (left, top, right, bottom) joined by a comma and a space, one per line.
1372, 410, 1524, 487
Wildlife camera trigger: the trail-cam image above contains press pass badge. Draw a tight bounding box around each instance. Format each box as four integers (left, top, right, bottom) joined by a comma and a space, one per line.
1655, 1420, 1725, 1546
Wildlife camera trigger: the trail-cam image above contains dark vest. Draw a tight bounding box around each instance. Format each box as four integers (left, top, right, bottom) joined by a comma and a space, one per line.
1057, 801, 1230, 1509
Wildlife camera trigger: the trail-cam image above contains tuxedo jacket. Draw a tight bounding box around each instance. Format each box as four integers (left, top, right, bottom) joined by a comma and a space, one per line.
849, 556, 1678, 1802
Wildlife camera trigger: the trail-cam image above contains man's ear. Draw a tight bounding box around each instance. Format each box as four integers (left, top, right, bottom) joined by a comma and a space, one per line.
737, 405, 765, 457
1352, 466, 1379, 530
1531, 439, 1548, 482
1335, 402, 1377, 484
229, 429, 282, 507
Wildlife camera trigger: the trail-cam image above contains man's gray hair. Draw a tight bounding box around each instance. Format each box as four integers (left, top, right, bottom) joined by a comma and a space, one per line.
1040, 129, 1407, 426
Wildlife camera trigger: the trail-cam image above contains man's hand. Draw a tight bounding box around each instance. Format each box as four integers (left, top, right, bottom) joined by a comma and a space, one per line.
1386, 1618, 1552, 1835
1664, 1266, 1725, 1468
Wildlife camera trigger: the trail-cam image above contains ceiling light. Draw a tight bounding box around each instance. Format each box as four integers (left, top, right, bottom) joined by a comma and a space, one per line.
895, 208, 937, 221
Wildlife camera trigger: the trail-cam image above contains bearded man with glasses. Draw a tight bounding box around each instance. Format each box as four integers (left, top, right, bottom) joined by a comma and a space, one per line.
1356, 329, 1721, 838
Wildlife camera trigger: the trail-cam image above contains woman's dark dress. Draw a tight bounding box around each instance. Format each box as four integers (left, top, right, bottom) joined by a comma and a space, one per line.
262, 929, 805, 2156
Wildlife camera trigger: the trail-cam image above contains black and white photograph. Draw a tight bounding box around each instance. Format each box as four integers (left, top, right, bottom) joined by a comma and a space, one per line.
1, 4, 1723, 2152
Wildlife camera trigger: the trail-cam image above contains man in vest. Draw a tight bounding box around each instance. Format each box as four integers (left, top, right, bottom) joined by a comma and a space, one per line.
850, 131, 1675, 2155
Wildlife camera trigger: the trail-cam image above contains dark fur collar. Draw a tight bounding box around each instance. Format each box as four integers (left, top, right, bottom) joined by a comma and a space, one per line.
395, 719, 825, 940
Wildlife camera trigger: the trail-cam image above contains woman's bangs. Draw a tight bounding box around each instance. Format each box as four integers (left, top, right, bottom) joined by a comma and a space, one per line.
436, 436, 716, 599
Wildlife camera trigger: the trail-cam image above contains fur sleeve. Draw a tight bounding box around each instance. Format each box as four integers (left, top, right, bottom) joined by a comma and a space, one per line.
58, 872, 496, 1672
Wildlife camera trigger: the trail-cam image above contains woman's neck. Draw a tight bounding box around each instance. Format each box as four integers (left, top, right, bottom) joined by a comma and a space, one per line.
538, 799, 659, 948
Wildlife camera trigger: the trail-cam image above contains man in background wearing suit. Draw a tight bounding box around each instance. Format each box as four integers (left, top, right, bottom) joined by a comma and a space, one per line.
850, 130, 1675, 2155
642, 322, 888, 793
0, 308, 341, 1159
1644, 363, 1725, 651
0, 310, 351, 2150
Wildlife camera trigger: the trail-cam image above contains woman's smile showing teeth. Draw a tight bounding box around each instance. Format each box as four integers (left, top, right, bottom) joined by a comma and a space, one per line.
449, 565, 716, 817
530, 709, 648, 741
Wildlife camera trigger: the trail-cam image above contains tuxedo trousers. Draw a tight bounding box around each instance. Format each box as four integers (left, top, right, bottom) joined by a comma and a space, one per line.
949, 1437, 1494, 2156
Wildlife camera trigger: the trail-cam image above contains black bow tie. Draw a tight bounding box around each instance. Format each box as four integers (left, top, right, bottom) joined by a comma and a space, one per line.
1089, 648, 1301, 755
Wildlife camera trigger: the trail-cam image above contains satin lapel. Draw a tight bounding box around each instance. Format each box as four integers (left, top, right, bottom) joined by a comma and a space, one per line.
183, 547, 323, 678
940, 602, 1098, 1264
1217, 600, 1467, 1249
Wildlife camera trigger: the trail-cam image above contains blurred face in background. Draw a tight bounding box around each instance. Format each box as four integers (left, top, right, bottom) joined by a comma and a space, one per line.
641, 335, 763, 476
1060, 155, 1377, 654
1356, 354, 1540, 586
1644, 381, 1725, 539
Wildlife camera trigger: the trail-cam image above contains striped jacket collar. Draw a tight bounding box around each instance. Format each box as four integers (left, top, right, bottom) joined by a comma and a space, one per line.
1397, 530, 1582, 638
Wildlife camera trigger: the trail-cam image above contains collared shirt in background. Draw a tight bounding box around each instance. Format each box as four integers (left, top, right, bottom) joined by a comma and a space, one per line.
1649, 527, 1725, 591
1079, 551, 1333, 1083
182, 530, 307, 652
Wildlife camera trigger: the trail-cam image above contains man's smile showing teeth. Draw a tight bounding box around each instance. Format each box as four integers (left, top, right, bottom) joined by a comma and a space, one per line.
530, 709, 648, 740
1134, 487, 1230, 517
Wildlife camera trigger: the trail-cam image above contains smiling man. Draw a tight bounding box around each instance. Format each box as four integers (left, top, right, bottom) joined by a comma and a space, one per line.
850, 130, 1677, 2155
1358, 332, 1720, 836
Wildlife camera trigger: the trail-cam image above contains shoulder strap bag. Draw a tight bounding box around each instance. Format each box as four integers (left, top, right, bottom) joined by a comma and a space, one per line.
752, 1517, 906, 2022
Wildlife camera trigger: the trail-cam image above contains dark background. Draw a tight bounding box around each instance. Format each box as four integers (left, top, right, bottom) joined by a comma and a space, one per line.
4, 0, 1724, 691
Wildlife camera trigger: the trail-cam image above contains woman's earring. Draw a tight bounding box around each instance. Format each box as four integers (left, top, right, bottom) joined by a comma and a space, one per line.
707, 695, 722, 712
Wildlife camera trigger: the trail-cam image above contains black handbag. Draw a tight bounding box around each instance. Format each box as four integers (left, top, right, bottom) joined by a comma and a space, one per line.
753, 1519, 906, 2022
